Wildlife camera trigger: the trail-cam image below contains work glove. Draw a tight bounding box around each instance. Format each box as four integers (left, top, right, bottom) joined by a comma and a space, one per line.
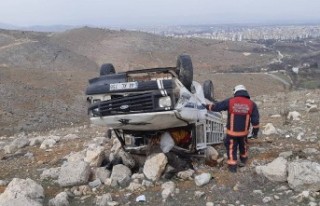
202, 103, 208, 110
202, 103, 213, 111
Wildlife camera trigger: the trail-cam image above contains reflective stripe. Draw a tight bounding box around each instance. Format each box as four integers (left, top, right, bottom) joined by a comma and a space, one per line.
241, 138, 248, 158
229, 139, 233, 162
227, 160, 237, 165
230, 114, 234, 132
252, 124, 259, 128
227, 129, 249, 137
245, 114, 250, 131
228, 139, 237, 165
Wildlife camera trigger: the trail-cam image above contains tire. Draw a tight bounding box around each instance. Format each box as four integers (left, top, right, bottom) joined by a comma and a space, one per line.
100, 63, 115, 76
203, 80, 214, 101
176, 54, 193, 90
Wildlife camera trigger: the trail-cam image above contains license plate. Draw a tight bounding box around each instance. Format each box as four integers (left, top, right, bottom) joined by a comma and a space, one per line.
110, 82, 138, 91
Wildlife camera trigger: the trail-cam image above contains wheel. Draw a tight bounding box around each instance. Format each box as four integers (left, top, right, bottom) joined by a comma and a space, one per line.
203, 80, 214, 101
100, 63, 115, 76
176, 54, 193, 90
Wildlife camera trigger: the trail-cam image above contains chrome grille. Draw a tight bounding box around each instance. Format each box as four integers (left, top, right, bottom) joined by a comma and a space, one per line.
95, 93, 156, 115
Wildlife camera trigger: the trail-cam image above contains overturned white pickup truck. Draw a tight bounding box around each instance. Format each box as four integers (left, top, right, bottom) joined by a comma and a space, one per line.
85, 54, 224, 154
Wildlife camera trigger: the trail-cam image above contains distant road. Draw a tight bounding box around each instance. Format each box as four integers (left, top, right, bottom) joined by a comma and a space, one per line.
0, 39, 38, 51
266, 73, 292, 86
206, 71, 292, 86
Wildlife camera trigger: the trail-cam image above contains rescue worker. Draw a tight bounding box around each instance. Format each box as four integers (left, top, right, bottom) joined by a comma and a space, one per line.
203, 85, 259, 173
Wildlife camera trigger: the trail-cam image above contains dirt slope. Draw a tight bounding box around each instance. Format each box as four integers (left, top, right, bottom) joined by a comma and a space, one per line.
49, 27, 276, 72
0, 27, 285, 136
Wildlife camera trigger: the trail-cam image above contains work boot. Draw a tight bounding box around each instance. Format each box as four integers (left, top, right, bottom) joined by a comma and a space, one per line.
228, 165, 237, 173
239, 157, 248, 167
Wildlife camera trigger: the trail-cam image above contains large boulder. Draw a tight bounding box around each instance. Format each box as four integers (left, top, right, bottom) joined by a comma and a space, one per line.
29, 136, 45, 146
40, 167, 61, 180
287, 160, 320, 192
287, 111, 301, 121
110, 164, 132, 186
177, 169, 195, 180
110, 139, 122, 154
143, 153, 168, 181
65, 151, 86, 162
48, 192, 69, 206
40, 139, 57, 149
194, 173, 212, 186
161, 181, 175, 201
3, 144, 17, 154
0, 178, 44, 206
306, 101, 318, 113
255, 157, 288, 182
84, 145, 105, 167
118, 149, 136, 169
94, 167, 111, 182
205, 146, 219, 166
262, 123, 277, 135
12, 137, 30, 149
58, 161, 91, 187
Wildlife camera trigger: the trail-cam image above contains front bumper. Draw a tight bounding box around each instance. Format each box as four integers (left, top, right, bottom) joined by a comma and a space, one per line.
89, 110, 189, 131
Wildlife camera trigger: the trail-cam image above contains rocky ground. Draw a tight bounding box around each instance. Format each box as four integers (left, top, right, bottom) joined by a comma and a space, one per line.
0, 89, 319, 206
1, 27, 320, 206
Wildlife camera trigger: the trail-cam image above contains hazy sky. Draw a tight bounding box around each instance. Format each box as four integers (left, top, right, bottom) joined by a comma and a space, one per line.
1, 0, 320, 27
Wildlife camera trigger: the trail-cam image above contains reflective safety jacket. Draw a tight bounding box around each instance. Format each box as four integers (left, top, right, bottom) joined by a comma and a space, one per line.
211, 90, 259, 137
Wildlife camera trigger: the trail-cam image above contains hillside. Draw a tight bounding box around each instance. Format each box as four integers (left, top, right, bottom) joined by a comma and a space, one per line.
0, 27, 319, 206
0, 29, 99, 135
0, 27, 289, 136
49, 27, 275, 72
0, 29, 97, 71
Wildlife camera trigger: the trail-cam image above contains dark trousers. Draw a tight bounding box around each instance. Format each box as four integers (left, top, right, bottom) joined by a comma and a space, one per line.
224, 135, 248, 165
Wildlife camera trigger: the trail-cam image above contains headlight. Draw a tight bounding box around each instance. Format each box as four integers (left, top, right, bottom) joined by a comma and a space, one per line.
91, 108, 100, 116
158, 96, 172, 107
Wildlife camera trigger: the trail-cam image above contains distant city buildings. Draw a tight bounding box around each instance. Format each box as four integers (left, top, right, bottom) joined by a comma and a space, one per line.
131, 24, 320, 41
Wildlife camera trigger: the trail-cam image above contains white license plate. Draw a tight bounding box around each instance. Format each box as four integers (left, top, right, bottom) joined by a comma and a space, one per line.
110, 82, 138, 91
